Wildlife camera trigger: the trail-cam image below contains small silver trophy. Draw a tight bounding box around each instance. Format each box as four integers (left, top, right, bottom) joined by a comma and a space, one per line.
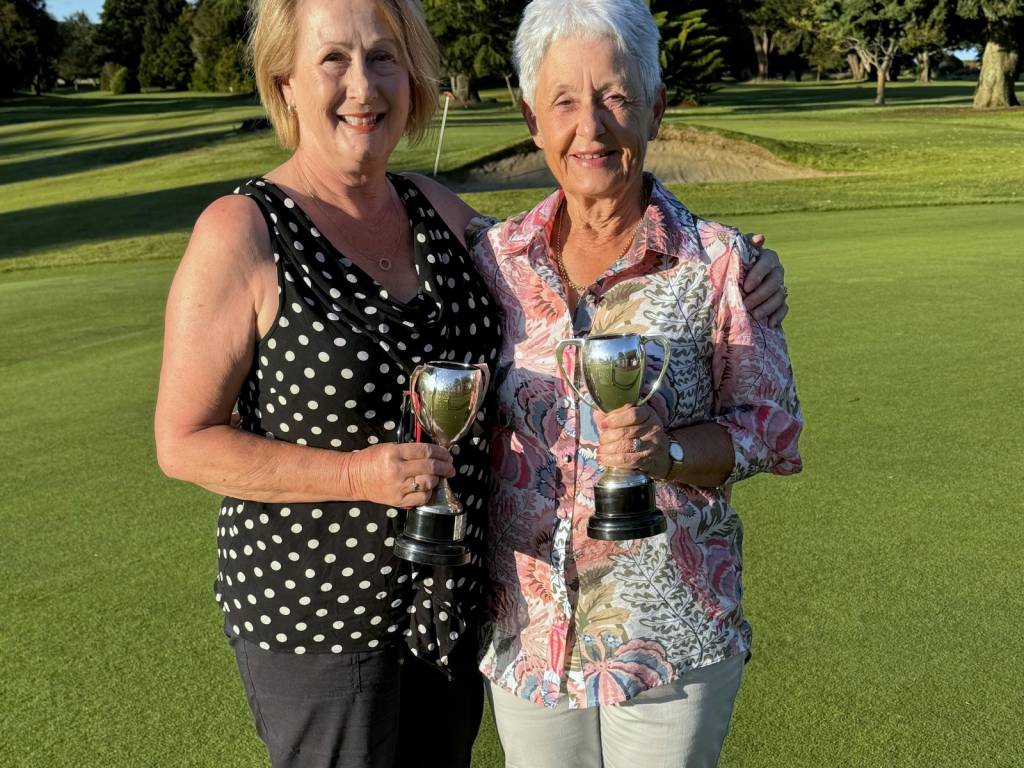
555, 333, 672, 540
393, 361, 490, 567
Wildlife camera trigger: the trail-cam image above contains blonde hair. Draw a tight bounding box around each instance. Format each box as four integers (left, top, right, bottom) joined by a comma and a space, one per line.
248, 0, 440, 149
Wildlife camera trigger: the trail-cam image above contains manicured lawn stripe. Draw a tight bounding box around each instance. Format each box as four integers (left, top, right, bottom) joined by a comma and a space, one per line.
1, 82, 1021, 767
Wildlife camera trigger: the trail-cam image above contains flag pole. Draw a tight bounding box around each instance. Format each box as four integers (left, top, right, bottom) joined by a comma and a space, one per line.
433, 93, 451, 177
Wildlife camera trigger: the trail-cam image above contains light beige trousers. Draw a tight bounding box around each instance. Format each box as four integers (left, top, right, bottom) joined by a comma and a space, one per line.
486, 654, 745, 768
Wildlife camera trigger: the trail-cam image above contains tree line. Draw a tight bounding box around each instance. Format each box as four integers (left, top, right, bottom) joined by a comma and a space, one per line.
1, 0, 250, 95
1, 0, 1021, 108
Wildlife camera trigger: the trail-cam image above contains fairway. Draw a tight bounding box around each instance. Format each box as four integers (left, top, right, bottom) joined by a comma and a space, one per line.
2, 82, 1023, 768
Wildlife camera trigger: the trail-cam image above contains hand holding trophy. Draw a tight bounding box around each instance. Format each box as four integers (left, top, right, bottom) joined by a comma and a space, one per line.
555, 333, 671, 541
393, 361, 489, 567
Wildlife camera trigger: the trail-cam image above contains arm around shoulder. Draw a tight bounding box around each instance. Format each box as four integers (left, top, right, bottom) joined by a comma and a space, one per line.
710, 229, 803, 485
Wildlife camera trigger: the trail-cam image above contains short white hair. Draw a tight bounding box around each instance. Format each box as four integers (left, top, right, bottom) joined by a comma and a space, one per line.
514, 0, 662, 108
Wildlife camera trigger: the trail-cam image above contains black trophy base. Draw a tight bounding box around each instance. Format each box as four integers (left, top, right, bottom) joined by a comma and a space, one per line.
588, 474, 667, 541
393, 535, 471, 567
394, 504, 470, 567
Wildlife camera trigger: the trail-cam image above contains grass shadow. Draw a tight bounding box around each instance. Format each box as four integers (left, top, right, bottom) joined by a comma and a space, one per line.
0, 179, 242, 260
700, 81, 978, 113
0, 92, 260, 127
0, 128, 239, 186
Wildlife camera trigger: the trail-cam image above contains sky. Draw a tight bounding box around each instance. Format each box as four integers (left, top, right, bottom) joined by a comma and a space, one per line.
48, 0, 101, 21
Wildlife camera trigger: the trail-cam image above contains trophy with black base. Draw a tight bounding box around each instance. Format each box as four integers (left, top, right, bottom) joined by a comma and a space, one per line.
393, 361, 489, 566
556, 333, 671, 541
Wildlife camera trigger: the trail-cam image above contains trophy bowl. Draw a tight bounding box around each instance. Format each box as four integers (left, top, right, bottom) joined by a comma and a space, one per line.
556, 333, 671, 541
393, 361, 489, 567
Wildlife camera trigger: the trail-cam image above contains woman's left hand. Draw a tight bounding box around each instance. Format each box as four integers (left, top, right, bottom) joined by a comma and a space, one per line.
742, 233, 788, 327
594, 405, 671, 480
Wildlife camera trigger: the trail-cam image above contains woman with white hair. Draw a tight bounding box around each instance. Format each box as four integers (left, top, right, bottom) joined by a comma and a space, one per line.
464, 0, 804, 765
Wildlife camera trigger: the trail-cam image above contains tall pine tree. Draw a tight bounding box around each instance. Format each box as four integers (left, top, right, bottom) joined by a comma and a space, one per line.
650, 1, 726, 104
97, 0, 147, 86
190, 0, 252, 92
139, 0, 188, 88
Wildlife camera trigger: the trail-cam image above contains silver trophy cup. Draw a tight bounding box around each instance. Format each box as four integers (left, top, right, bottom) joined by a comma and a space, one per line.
555, 333, 671, 540
393, 361, 490, 567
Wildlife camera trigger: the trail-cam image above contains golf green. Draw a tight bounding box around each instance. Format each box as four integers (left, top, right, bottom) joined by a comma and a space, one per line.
1, 83, 1022, 767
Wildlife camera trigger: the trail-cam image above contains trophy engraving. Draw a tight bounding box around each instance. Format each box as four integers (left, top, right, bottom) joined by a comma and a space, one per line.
393, 361, 489, 566
555, 333, 671, 541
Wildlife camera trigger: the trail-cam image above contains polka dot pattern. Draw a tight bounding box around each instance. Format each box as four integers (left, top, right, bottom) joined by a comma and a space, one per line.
217, 175, 500, 668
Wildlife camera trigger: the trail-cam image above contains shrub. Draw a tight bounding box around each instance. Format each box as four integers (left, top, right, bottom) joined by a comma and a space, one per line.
212, 42, 252, 93
109, 65, 139, 94
99, 61, 119, 91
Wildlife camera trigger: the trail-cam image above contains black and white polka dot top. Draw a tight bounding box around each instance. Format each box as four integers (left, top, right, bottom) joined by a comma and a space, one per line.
216, 174, 501, 669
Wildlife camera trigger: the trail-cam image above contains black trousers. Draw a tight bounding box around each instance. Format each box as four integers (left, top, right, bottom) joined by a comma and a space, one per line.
229, 631, 484, 768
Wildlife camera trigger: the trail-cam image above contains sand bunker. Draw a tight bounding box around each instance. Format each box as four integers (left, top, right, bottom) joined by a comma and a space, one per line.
442, 126, 824, 192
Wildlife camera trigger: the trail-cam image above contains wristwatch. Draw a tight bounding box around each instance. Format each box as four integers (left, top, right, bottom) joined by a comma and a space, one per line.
665, 439, 685, 481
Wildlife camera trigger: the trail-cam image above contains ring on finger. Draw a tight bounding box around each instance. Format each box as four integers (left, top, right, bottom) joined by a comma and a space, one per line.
410, 480, 420, 494
631, 437, 641, 453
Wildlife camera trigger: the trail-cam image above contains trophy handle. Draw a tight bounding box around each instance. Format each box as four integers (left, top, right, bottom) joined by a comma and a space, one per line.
473, 363, 491, 395
408, 365, 427, 432
555, 338, 597, 408
636, 335, 672, 407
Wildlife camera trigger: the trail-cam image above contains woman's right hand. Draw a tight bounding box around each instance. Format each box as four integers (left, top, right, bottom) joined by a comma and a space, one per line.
343, 442, 455, 508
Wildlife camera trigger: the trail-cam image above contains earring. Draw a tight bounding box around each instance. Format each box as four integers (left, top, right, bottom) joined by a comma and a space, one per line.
287, 103, 296, 114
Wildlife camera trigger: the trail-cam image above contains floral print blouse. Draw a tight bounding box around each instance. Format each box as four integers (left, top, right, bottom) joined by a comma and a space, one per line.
468, 174, 803, 709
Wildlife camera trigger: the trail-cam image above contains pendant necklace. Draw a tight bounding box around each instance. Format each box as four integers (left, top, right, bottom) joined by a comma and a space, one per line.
297, 168, 403, 273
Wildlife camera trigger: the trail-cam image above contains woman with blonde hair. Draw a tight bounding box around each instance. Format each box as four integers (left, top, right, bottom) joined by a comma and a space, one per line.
156, 0, 498, 765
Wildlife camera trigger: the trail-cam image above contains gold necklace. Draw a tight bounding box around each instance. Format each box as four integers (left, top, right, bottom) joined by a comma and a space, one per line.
553, 201, 645, 294
296, 168, 405, 273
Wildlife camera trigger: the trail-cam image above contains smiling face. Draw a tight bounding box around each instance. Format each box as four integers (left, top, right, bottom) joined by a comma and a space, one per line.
524, 36, 666, 205
281, 0, 410, 177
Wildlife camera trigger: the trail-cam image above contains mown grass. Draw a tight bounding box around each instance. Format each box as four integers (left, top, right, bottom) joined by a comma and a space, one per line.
1, 81, 1023, 768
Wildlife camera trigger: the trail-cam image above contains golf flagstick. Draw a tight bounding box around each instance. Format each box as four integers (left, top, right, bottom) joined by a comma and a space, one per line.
432, 93, 451, 177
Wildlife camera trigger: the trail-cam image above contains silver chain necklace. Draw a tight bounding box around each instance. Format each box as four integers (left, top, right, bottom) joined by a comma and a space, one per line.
296, 167, 406, 273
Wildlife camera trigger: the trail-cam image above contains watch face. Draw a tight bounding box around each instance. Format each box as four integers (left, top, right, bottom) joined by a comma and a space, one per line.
670, 441, 685, 462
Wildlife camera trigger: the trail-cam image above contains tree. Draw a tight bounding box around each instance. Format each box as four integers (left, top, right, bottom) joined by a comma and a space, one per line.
139, 0, 187, 88
424, 0, 526, 104
56, 12, 98, 87
806, 33, 846, 79
957, 0, 1023, 107
153, 6, 195, 90
786, 0, 848, 79
744, 0, 808, 80
903, 1, 952, 83
190, 0, 252, 92
699, 0, 756, 78
650, 2, 726, 103
0, 0, 59, 95
816, 0, 947, 105
97, 0, 147, 85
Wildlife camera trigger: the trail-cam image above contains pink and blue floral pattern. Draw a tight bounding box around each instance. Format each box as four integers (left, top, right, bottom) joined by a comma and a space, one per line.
469, 175, 803, 709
